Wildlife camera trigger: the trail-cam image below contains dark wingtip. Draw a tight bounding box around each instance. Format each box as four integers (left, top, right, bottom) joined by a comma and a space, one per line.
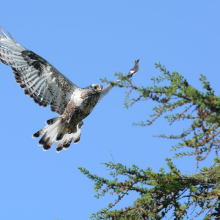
74, 138, 80, 144
56, 133, 63, 141
33, 98, 39, 104
32, 131, 40, 138
46, 119, 54, 125
56, 146, 63, 153
63, 142, 71, 149
43, 144, 51, 151
39, 136, 48, 146
24, 89, 30, 95
15, 76, 22, 81
38, 138, 44, 146
38, 136, 51, 151
12, 67, 18, 72
20, 84, 26, 88
0, 58, 9, 65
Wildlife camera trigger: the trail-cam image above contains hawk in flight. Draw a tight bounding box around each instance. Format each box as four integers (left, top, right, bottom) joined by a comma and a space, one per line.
0, 27, 139, 152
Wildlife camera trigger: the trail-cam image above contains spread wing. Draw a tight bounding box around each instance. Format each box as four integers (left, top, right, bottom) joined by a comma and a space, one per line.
98, 79, 120, 103
0, 27, 77, 115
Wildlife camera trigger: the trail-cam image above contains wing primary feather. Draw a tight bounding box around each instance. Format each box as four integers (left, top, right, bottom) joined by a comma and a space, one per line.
0, 27, 77, 115
7, 32, 17, 43
0, 27, 9, 38
28, 79, 46, 101
36, 80, 46, 97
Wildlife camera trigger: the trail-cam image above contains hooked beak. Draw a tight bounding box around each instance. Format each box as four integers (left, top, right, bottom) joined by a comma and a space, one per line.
95, 87, 102, 92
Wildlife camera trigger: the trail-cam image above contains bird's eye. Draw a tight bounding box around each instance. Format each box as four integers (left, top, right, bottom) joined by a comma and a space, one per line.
94, 86, 97, 90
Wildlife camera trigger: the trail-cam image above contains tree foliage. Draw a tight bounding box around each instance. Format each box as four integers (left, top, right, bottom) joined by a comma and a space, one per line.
79, 63, 220, 219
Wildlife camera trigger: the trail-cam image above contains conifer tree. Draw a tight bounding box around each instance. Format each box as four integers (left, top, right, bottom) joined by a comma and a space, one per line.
79, 62, 220, 220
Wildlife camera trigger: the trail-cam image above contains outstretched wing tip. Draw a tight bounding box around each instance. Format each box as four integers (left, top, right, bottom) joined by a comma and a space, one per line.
0, 27, 78, 115
0, 27, 9, 39
7, 31, 17, 43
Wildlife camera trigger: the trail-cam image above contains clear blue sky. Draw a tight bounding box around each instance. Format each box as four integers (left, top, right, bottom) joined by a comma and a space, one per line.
1, 1, 220, 219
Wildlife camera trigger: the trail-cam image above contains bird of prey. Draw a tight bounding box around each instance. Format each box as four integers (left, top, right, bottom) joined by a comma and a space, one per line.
127, 59, 139, 78
0, 27, 138, 152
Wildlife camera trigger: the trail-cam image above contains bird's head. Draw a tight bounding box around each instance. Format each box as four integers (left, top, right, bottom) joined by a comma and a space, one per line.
91, 84, 103, 92
136, 59, 139, 63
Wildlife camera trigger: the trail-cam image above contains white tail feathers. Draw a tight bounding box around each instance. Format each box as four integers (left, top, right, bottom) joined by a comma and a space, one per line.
56, 121, 83, 153
37, 118, 64, 151
56, 133, 74, 152
32, 117, 84, 152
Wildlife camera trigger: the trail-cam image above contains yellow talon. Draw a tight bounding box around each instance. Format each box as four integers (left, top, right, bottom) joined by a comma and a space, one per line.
66, 127, 75, 134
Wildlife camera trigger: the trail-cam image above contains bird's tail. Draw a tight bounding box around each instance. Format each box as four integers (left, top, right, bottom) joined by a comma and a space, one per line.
32, 117, 83, 152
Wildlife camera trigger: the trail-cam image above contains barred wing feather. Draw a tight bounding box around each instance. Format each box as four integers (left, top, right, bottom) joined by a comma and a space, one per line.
0, 27, 77, 115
